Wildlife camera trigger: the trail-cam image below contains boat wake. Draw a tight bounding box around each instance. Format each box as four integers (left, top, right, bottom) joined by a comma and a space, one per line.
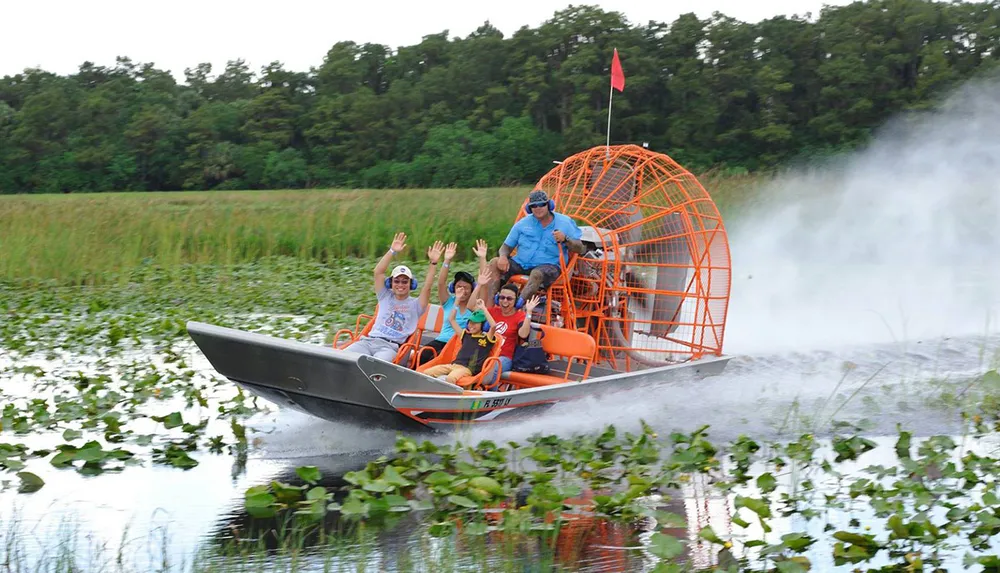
452, 331, 1000, 445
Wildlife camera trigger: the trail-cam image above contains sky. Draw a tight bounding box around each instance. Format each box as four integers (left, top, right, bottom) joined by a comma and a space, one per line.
2, 0, 854, 81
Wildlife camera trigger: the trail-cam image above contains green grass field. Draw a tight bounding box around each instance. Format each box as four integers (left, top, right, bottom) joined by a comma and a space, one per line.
0, 175, 762, 286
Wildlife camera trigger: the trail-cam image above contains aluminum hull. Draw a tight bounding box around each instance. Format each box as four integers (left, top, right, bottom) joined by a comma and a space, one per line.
187, 321, 731, 432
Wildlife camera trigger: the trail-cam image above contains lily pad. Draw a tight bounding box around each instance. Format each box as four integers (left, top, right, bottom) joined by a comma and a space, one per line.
16, 471, 44, 493
648, 532, 685, 559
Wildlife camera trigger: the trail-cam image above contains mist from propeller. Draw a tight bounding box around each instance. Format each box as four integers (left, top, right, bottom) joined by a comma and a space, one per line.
724, 75, 1000, 356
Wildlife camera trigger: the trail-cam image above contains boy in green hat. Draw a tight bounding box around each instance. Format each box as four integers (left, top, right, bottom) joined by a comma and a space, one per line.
422, 299, 499, 385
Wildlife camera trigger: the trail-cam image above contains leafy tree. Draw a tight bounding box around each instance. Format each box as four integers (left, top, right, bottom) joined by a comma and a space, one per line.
263, 148, 309, 188
2, 0, 998, 193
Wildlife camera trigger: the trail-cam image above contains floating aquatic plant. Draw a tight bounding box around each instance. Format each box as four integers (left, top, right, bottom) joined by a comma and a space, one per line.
230, 418, 1000, 571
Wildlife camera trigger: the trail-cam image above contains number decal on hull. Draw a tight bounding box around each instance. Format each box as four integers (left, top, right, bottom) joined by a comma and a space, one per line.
471, 397, 512, 409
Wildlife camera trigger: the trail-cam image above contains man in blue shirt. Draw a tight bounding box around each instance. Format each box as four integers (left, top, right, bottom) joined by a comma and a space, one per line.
486, 189, 586, 303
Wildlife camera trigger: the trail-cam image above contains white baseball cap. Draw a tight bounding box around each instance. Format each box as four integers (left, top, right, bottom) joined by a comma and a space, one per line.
390, 265, 414, 279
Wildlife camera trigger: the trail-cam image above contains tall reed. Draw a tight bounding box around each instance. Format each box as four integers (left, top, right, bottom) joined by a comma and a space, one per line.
0, 178, 759, 286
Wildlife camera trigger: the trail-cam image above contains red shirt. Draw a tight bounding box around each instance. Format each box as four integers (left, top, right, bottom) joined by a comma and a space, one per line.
488, 306, 526, 359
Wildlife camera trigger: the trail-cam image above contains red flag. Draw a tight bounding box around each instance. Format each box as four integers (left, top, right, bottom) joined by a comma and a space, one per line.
610, 48, 625, 92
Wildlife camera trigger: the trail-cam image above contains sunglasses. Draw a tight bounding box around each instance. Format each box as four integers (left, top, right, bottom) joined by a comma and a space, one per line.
498, 294, 515, 301
528, 202, 548, 209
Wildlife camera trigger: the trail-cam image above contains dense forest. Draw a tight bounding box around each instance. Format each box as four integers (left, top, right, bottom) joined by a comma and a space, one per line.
1, 0, 999, 193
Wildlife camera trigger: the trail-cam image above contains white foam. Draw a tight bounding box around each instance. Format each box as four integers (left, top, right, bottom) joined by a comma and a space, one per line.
724, 76, 1000, 355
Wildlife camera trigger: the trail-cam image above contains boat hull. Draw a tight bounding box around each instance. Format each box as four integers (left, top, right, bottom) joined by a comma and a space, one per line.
187, 321, 731, 432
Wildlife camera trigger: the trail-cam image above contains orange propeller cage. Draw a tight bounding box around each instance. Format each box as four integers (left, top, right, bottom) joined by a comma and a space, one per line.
518, 144, 732, 370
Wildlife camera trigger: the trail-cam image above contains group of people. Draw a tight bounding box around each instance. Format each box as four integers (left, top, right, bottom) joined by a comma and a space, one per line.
344, 189, 587, 385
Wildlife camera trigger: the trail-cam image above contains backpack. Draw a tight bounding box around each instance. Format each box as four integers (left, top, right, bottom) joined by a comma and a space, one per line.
511, 322, 550, 374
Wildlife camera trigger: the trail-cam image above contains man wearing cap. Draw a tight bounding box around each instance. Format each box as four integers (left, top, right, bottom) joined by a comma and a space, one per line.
344, 232, 444, 362
486, 189, 586, 303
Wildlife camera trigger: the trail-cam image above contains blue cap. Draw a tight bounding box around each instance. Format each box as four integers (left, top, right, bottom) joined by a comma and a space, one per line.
528, 190, 549, 204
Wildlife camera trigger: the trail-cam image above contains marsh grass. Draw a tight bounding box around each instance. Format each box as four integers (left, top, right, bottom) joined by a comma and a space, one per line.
0, 188, 519, 285
0, 177, 759, 287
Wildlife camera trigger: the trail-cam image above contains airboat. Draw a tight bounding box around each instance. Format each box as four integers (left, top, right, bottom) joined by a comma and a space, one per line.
188, 145, 733, 432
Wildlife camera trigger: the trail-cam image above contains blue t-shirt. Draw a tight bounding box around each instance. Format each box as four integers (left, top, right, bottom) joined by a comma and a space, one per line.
435, 295, 474, 343
503, 212, 583, 269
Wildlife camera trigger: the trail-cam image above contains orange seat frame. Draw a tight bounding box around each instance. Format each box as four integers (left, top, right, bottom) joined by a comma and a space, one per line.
503, 324, 597, 389
505, 247, 578, 328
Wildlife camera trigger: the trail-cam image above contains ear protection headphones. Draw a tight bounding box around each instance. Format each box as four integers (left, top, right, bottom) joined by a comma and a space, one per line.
472, 321, 491, 334
494, 292, 525, 309
385, 276, 419, 290
447, 272, 477, 294
524, 197, 556, 215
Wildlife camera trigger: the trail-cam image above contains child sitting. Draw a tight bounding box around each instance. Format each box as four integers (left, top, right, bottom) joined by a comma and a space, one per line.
511, 295, 551, 375
422, 299, 499, 385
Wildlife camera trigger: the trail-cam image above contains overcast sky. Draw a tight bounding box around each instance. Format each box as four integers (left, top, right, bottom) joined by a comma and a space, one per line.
3, 0, 853, 80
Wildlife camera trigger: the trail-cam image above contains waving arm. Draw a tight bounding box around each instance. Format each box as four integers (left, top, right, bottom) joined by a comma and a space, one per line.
374, 232, 407, 294
419, 241, 444, 310
437, 242, 456, 302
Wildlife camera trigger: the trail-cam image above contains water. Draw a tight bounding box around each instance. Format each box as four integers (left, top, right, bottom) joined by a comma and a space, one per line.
4, 77, 1000, 570
2, 329, 997, 570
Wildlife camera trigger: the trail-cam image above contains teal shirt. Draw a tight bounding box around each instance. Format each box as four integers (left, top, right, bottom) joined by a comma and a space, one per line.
435, 295, 473, 343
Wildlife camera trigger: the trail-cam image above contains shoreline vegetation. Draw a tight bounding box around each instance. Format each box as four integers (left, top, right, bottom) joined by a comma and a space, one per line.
0, 173, 759, 287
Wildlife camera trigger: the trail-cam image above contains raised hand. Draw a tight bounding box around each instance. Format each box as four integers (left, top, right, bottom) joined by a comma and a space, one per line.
390, 232, 407, 253
524, 295, 542, 312
443, 242, 458, 262
473, 239, 488, 259
427, 240, 445, 264
475, 298, 487, 311
477, 267, 494, 286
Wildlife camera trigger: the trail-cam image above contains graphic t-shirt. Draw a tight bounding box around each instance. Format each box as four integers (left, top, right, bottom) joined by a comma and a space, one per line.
454, 330, 498, 375
435, 295, 474, 343
488, 306, 526, 359
369, 288, 424, 343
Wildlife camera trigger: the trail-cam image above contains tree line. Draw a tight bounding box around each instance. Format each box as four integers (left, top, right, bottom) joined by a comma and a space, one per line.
1, 0, 998, 194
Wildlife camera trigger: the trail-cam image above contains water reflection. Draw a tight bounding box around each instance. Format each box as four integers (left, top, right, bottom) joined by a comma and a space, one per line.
200, 459, 736, 572
4, 420, 1000, 571
196, 432, 1000, 572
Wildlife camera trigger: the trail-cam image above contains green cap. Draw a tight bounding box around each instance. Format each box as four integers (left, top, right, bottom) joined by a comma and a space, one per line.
468, 309, 487, 323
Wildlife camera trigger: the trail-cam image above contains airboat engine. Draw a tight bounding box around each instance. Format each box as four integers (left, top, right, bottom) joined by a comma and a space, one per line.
527, 145, 731, 370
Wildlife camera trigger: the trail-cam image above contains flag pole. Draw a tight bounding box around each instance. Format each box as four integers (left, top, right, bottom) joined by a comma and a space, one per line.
606, 82, 614, 159
607, 47, 624, 160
